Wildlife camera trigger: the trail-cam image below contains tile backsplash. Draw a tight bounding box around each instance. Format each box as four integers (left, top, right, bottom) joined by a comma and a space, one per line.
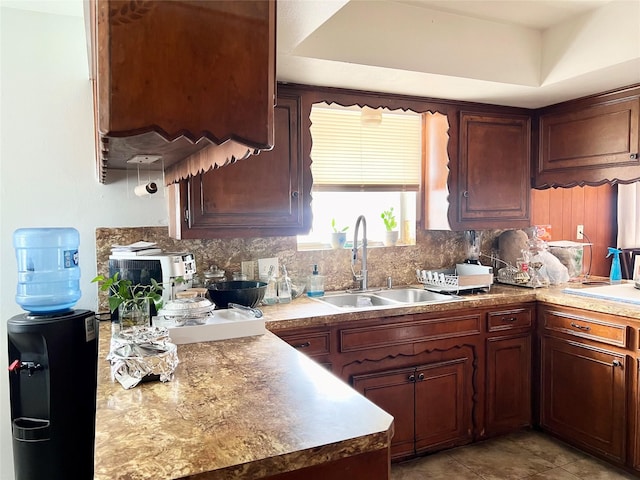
95, 227, 502, 310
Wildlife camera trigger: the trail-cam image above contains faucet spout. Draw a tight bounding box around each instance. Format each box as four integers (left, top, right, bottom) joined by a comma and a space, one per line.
351, 215, 368, 291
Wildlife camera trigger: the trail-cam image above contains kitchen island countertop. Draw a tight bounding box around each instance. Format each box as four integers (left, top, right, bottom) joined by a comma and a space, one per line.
94, 326, 393, 480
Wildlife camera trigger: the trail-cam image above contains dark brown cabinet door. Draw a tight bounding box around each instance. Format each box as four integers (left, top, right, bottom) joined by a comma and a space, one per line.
451, 112, 531, 230
93, 0, 276, 181
540, 336, 626, 463
172, 94, 311, 239
414, 358, 473, 454
352, 367, 417, 460
485, 334, 531, 436
535, 90, 640, 188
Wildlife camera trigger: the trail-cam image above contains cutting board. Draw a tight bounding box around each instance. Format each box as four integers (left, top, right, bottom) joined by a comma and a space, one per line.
563, 283, 640, 306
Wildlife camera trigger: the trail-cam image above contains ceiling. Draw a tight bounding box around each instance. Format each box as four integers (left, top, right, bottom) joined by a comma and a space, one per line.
5, 0, 639, 109
277, 0, 640, 108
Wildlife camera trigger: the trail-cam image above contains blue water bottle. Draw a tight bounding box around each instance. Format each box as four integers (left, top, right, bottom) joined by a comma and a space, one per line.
14, 227, 81, 314
606, 247, 622, 285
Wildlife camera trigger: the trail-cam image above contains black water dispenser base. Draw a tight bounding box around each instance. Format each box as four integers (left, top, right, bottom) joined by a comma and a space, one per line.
8, 309, 99, 480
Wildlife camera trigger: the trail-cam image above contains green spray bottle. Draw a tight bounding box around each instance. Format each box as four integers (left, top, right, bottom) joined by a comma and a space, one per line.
606, 247, 622, 284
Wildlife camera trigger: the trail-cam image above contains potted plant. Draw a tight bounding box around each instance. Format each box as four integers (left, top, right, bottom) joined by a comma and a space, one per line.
92, 272, 165, 330
381, 207, 399, 246
330, 218, 349, 249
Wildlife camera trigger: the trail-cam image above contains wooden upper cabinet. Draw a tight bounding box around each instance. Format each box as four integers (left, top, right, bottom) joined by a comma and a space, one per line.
91, 0, 276, 183
534, 86, 640, 188
169, 92, 312, 239
449, 111, 531, 230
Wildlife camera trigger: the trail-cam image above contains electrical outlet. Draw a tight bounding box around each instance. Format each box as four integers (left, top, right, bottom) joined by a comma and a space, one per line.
241, 261, 257, 280
257, 257, 278, 282
576, 225, 584, 240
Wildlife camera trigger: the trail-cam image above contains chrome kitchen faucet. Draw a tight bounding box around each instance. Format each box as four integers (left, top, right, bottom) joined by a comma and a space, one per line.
351, 215, 368, 291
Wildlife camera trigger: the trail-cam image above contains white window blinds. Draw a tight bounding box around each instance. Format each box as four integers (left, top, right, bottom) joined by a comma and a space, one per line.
310, 103, 421, 190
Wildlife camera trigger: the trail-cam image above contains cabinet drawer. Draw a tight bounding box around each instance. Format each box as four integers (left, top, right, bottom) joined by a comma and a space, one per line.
542, 309, 628, 348
280, 331, 330, 356
340, 314, 481, 353
487, 308, 532, 332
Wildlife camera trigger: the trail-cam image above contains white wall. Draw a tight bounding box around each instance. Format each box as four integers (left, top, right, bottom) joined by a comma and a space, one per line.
0, 5, 169, 479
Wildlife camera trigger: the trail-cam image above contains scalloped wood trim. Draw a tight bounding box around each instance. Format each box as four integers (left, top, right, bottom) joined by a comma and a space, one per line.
163, 140, 257, 185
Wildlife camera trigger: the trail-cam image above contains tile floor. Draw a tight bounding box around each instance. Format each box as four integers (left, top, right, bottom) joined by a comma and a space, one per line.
391, 430, 639, 480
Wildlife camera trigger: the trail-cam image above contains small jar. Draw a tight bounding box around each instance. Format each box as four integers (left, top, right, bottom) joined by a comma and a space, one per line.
203, 267, 225, 287
232, 272, 247, 281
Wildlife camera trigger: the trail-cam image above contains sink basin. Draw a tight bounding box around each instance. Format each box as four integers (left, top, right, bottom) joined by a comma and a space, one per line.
374, 288, 452, 303
312, 288, 460, 310
316, 293, 398, 309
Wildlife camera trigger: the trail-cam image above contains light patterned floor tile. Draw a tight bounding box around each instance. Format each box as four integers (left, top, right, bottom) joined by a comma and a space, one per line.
503, 430, 588, 467
391, 454, 482, 480
390, 431, 639, 480
445, 436, 557, 480
561, 457, 638, 480
528, 467, 582, 479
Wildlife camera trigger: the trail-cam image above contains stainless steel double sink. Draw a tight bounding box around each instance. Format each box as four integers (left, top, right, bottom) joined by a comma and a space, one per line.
310, 287, 461, 310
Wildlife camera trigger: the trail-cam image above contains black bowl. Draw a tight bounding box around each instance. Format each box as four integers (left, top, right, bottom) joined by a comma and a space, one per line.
207, 281, 267, 309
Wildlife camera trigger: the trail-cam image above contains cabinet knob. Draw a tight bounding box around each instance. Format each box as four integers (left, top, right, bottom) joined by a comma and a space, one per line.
612, 359, 622, 367
462, 191, 469, 198
408, 374, 416, 382
630, 153, 638, 160
417, 372, 425, 381
292, 341, 311, 349
291, 191, 299, 199
502, 317, 517, 322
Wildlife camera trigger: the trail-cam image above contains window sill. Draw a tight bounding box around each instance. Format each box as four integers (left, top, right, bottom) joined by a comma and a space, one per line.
296, 241, 414, 252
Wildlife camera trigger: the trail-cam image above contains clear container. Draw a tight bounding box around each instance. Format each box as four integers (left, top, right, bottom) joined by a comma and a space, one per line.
306, 265, 325, 298
262, 265, 278, 305
13, 227, 81, 314
277, 266, 291, 304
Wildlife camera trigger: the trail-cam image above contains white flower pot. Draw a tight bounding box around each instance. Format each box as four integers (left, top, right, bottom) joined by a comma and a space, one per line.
331, 232, 348, 249
384, 230, 399, 247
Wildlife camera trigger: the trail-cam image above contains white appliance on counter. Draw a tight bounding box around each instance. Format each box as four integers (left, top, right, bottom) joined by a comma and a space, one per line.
108, 252, 196, 303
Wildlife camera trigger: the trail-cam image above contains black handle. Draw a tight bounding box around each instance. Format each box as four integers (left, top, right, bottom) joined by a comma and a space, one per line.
292, 341, 311, 349
613, 359, 623, 367
408, 374, 416, 382
417, 372, 425, 381
502, 316, 517, 322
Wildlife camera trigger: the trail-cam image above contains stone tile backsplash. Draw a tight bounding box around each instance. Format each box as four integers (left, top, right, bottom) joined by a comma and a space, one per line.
95, 227, 502, 310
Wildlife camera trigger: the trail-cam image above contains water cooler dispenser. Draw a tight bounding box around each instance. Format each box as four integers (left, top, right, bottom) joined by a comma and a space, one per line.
8, 228, 99, 480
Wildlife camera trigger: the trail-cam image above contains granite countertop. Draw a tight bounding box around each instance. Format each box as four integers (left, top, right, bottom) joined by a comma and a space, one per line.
262, 281, 640, 331
94, 326, 394, 480
95, 280, 639, 480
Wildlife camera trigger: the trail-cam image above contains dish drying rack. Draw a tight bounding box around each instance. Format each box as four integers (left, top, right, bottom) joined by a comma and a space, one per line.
483, 254, 549, 289
416, 269, 493, 294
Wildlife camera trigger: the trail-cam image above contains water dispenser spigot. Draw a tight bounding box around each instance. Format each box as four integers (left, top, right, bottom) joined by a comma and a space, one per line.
8, 359, 43, 376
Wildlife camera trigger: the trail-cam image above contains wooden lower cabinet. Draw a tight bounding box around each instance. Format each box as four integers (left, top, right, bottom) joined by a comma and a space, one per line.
276, 327, 332, 371
352, 366, 416, 459
635, 358, 640, 473
485, 333, 531, 437
540, 335, 627, 463
352, 357, 473, 460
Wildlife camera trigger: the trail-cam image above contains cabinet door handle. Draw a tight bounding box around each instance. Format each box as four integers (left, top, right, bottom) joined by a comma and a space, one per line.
502, 316, 517, 322
630, 153, 638, 160
408, 374, 416, 382
417, 372, 425, 381
570, 322, 591, 331
612, 359, 623, 367
292, 341, 311, 349
291, 191, 299, 199
462, 191, 469, 198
